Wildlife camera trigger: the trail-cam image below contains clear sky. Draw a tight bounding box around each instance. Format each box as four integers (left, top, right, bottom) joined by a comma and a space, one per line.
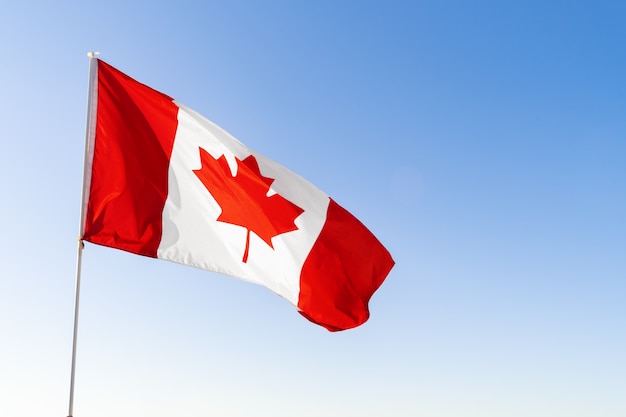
1, 1, 625, 416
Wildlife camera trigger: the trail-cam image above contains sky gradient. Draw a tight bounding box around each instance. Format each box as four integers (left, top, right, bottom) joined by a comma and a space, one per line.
1, 1, 625, 416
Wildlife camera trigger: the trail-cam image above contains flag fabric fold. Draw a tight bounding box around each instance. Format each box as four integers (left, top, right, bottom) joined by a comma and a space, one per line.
82, 59, 394, 331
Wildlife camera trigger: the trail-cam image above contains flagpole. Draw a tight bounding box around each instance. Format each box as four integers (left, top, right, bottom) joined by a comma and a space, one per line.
67, 51, 99, 417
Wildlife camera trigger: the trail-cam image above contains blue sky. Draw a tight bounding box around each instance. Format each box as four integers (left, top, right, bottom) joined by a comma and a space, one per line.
1, 1, 625, 416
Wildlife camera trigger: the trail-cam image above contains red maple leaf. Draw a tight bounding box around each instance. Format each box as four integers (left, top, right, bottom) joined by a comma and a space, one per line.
193, 147, 305, 263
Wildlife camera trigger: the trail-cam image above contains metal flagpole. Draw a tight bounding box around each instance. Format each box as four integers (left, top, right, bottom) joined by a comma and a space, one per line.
67, 51, 99, 417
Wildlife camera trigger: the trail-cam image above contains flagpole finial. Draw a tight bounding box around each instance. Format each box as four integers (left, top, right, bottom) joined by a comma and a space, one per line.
87, 51, 100, 58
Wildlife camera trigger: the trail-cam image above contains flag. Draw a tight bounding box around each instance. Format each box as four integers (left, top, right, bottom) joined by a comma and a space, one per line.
81, 59, 394, 331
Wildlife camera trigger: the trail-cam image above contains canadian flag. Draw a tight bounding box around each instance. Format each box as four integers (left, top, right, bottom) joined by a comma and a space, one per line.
81, 59, 394, 331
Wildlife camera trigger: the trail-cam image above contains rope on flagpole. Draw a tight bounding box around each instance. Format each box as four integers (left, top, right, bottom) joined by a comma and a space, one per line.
67, 51, 99, 417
